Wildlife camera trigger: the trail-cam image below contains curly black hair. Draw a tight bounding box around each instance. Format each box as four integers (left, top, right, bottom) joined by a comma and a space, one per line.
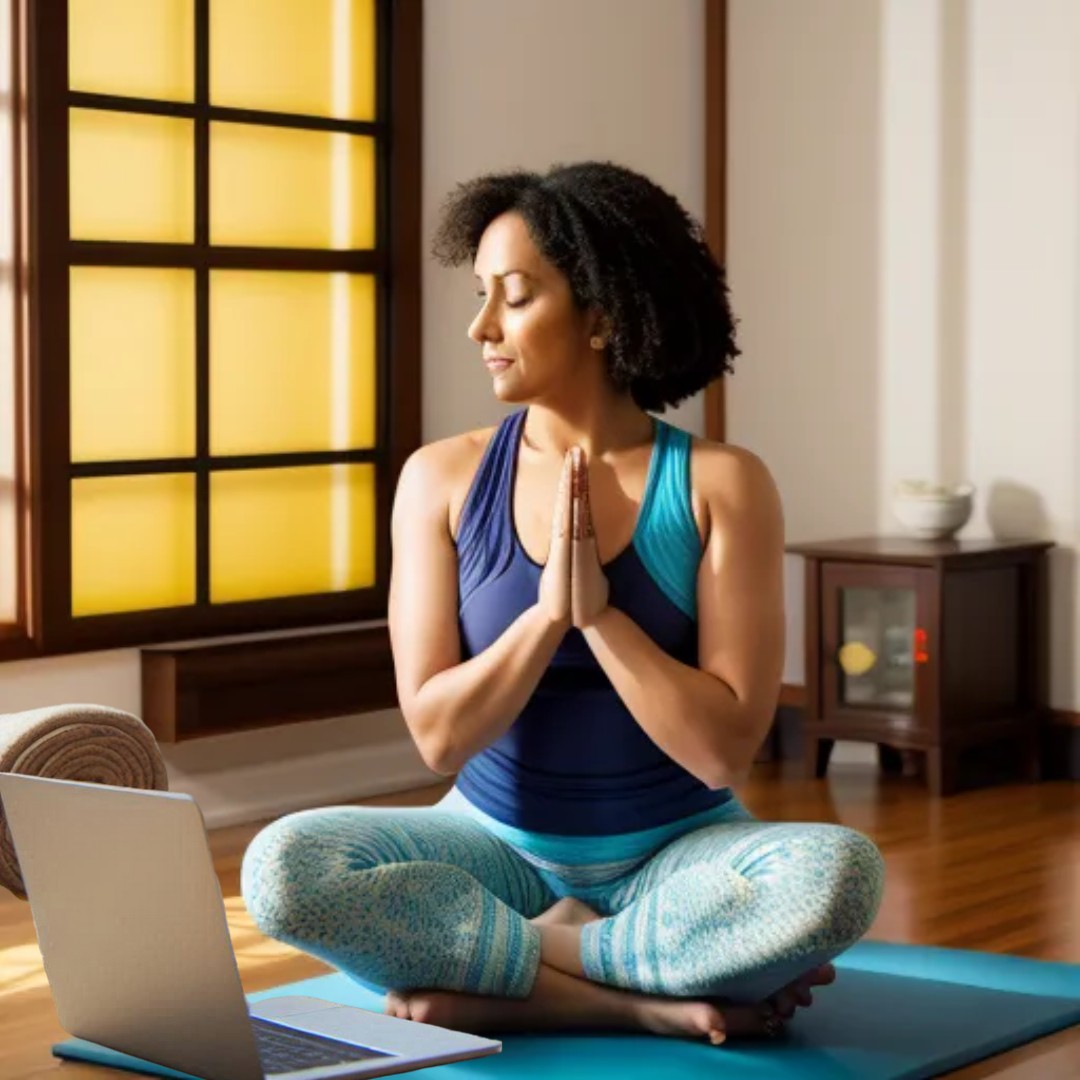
431, 161, 739, 413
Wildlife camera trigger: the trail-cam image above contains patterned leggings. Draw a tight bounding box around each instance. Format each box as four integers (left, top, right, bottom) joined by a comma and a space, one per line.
241, 790, 885, 1004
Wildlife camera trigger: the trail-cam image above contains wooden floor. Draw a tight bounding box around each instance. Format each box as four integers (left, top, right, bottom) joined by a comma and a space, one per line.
1, 761, 1077, 1079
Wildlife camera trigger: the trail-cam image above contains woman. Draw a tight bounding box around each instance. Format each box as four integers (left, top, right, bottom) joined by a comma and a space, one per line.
241, 162, 884, 1046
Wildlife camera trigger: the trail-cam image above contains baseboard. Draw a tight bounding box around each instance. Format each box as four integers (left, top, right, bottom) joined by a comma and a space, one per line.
172, 737, 441, 830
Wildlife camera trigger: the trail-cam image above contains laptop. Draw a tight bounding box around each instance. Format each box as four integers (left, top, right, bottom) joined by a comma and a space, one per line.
0, 773, 502, 1080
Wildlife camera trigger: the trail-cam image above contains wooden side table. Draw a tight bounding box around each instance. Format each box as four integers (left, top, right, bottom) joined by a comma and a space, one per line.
787, 537, 1053, 795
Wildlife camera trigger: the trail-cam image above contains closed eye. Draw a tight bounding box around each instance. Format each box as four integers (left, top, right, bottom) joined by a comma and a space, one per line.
475, 292, 530, 309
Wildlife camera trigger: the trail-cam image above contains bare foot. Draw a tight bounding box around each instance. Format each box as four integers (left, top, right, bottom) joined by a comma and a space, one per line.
385, 962, 774, 1046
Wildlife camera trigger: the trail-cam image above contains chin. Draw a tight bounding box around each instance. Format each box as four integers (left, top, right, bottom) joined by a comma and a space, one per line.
492, 378, 530, 404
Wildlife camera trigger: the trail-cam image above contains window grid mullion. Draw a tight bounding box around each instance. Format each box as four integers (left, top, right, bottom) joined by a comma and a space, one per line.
67, 91, 384, 139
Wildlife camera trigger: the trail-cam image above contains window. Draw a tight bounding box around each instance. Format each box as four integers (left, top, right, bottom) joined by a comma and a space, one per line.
2, 0, 420, 660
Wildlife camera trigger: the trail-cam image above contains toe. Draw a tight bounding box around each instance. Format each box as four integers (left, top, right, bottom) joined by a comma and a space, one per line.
768, 992, 797, 1020
694, 1003, 727, 1042
407, 997, 436, 1025
384, 992, 409, 1020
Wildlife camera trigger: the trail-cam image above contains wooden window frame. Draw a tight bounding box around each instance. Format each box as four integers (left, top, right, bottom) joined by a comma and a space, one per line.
0, 0, 31, 661
1, 0, 420, 662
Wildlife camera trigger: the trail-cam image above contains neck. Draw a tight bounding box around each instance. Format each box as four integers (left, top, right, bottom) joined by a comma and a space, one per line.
521, 398, 654, 462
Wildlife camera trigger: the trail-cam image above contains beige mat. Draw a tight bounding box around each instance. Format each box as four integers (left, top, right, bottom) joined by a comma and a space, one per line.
0, 705, 167, 899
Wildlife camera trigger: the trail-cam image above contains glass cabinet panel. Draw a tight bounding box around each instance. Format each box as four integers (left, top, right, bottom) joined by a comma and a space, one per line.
837, 586, 917, 709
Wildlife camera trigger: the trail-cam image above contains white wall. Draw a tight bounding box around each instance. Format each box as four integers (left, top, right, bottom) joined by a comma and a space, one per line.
0, 0, 710, 824
423, 0, 706, 441
728, 0, 1080, 705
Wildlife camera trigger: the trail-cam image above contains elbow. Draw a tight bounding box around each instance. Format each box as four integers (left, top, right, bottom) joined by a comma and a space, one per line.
402, 701, 459, 778
425, 753, 460, 779
701, 716, 767, 790
418, 731, 462, 778
704, 764, 751, 791
416, 733, 459, 778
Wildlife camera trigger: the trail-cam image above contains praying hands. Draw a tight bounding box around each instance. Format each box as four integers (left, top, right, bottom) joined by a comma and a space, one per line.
538, 447, 610, 631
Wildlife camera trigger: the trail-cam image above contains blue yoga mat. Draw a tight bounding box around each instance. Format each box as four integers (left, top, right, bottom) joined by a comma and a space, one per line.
54, 941, 1080, 1080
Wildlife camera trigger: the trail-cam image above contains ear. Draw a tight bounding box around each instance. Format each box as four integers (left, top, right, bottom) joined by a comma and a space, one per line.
587, 309, 612, 344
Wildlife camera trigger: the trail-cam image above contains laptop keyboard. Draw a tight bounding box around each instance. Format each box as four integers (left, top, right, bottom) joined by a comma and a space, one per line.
251, 1017, 394, 1075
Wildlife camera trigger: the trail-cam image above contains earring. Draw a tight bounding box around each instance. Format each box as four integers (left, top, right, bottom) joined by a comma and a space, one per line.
589, 335, 606, 350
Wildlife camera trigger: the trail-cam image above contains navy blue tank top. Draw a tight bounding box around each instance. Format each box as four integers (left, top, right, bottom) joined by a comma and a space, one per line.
453, 407, 732, 835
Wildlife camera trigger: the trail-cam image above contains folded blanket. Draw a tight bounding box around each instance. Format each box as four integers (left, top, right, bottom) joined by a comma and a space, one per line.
0, 705, 168, 899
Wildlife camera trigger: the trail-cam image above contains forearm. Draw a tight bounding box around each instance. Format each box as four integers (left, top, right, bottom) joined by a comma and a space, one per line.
580, 606, 766, 788
413, 605, 568, 775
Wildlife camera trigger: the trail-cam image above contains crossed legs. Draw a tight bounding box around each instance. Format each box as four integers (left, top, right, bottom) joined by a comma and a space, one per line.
241, 803, 883, 1043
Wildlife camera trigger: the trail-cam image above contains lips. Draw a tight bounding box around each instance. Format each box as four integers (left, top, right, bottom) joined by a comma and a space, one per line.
485, 357, 514, 372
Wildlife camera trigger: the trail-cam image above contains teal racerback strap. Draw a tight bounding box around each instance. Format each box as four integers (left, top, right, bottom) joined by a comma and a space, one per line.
633, 419, 703, 620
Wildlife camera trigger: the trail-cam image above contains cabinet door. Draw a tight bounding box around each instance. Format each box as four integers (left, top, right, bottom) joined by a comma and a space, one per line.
820, 562, 936, 730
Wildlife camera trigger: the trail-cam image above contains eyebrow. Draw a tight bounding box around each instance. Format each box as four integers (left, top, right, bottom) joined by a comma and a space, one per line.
473, 269, 533, 283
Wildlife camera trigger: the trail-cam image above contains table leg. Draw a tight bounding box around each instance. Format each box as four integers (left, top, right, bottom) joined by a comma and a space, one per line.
806, 736, 835, 779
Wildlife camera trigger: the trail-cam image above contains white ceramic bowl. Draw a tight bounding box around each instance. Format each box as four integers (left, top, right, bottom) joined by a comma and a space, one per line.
892, 481, 974, 540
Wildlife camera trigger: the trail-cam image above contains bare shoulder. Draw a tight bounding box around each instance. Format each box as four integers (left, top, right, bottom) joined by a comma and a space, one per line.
395, 425, 499, 539
688, 436, 783, 538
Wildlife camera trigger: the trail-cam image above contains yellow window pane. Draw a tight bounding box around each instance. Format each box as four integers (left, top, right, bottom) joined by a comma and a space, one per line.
71, 268, 195, 463
211, 465, 376, 602
72, 475, 196, 617
211, 272, 376, 456
211, 0, 375, 121
210, 123, 375, 249
70, 109, 194, 242
69, 0, 195, 102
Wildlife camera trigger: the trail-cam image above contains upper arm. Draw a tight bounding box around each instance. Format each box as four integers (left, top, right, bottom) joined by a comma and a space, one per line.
695, 446, 786, 746
388, 443, 463, 750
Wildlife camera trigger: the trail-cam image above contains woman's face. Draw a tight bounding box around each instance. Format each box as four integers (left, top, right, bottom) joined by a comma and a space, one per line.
468, 211, 596, 403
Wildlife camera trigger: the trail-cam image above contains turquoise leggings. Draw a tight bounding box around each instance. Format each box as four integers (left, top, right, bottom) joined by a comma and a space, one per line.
241, 789, 884, 1004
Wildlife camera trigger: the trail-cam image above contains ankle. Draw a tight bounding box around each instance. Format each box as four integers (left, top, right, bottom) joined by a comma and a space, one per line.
538, 923, 586, 979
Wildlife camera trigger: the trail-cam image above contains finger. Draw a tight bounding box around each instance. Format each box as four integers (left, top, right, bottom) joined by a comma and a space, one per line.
573, 446, 594, 539
553, 452, 573, 540
578, 444, 596, 537
570, 446, 583, 541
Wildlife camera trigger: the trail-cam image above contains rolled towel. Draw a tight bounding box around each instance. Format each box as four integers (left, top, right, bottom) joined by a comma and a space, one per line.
0, 704, 168, 899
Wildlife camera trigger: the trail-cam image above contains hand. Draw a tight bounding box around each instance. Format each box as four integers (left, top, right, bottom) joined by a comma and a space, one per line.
570, 446, 610, 629
538, 451, 573, 630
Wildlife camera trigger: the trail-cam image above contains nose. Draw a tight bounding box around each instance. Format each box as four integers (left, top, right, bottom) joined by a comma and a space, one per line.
468, 296, 502, 345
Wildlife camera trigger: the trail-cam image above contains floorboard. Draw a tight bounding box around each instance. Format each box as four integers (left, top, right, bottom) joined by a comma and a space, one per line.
1, 763, 1076, 1078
